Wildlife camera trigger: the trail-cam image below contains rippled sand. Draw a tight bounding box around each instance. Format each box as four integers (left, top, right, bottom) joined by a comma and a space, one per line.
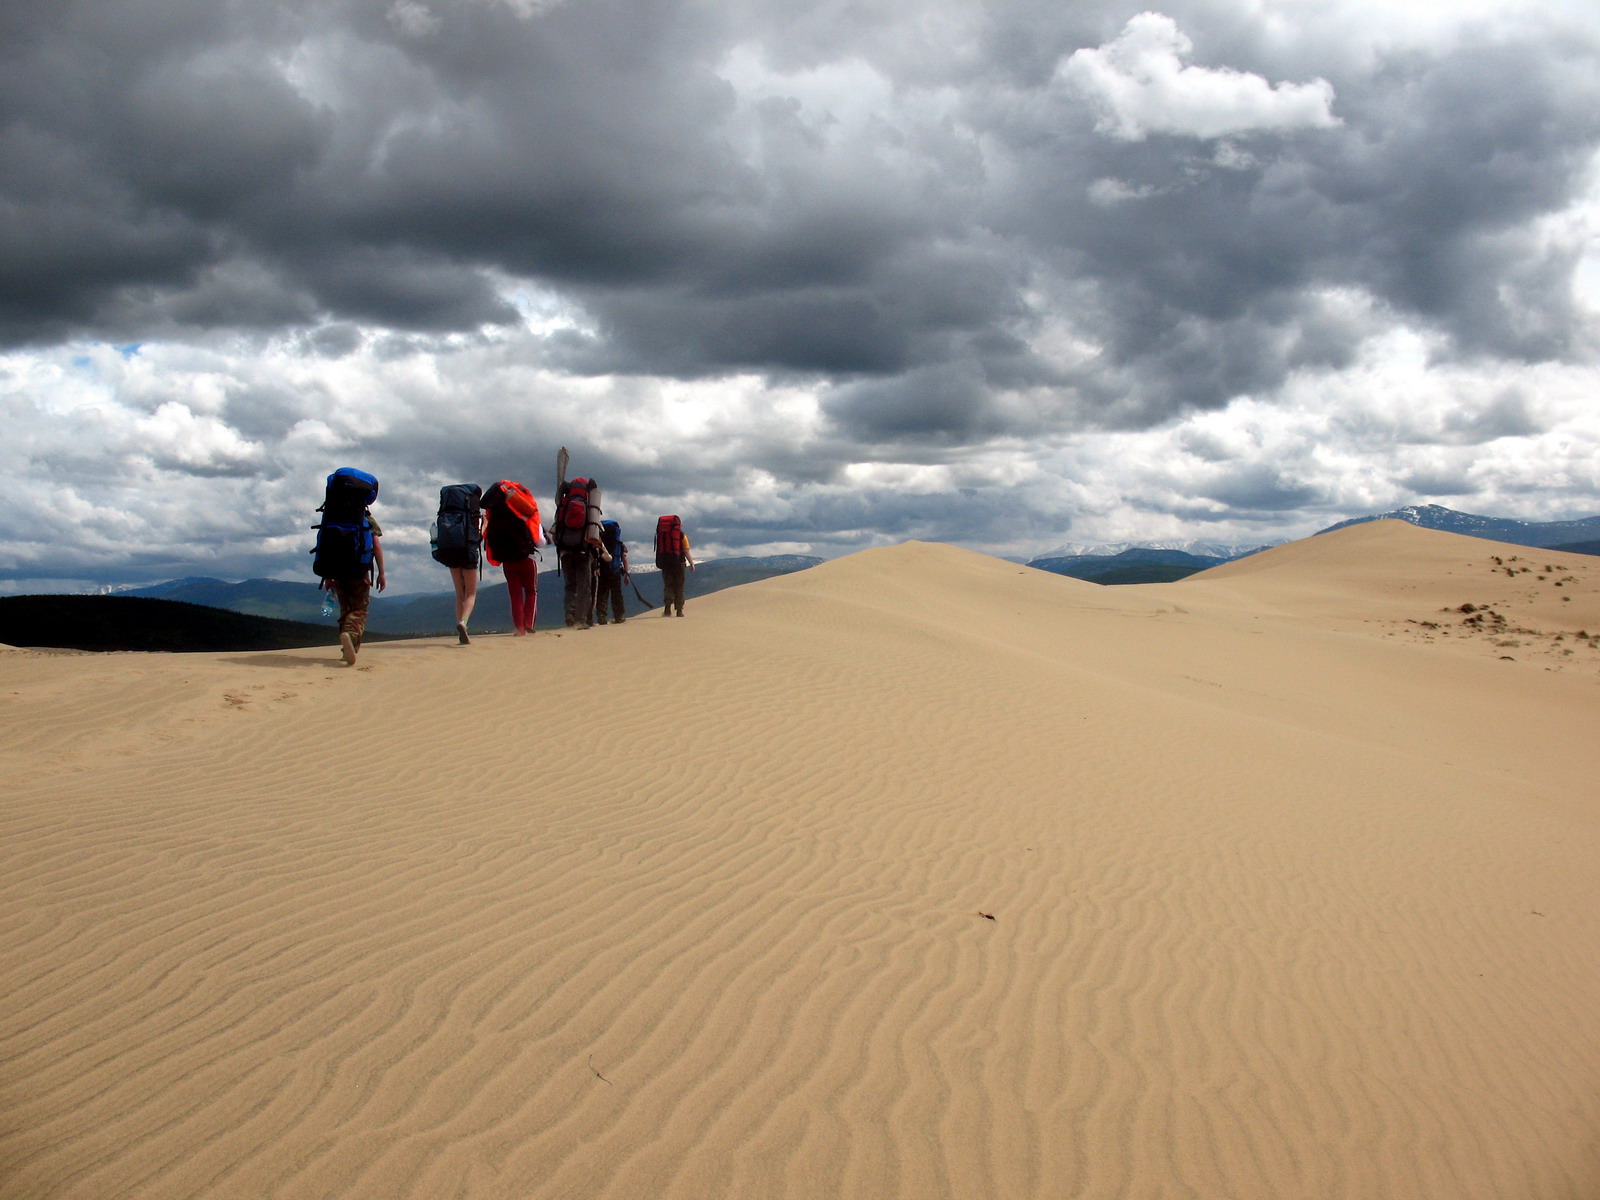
3, 522, 1597, 1199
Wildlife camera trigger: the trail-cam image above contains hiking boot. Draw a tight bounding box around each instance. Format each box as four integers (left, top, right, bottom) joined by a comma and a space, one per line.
456, 622, 470, 645
614, 617, 626, 624
340, 632, 358, 664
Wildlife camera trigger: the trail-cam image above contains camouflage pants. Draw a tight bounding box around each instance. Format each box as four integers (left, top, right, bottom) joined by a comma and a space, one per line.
331, 578, 371, 647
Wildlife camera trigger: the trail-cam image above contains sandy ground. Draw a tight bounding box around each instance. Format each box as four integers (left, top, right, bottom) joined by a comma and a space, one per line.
2, 520, 1597, 1199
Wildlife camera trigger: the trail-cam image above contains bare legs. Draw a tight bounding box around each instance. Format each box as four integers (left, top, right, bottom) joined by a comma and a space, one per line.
451, 566, 479, 642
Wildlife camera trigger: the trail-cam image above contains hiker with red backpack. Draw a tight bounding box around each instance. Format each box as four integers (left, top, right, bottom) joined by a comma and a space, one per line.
482, 480, 545, 635
654, 514, 695, 617
310, 467, 387, 664
553, 475, 606, 628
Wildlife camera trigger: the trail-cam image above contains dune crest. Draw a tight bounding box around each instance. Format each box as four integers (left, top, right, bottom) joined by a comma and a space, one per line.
3, 536, 1597, 1199
1176, 519, 1600, 671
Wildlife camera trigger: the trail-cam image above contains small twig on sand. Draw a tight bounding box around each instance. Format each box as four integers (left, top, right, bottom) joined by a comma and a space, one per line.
589, 1054, 613, 1084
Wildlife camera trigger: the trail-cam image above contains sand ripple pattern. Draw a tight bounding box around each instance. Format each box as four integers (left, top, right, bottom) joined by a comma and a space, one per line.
3, 540, 1598, 1199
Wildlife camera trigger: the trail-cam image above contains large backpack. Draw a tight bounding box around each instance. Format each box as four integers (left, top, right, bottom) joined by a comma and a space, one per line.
654, 514, 684, 569
310, 467, 379, 581
430, 483, 483, 569
598, 519, 625, 575
482, 480, 540, 567
554, 477, 596, 551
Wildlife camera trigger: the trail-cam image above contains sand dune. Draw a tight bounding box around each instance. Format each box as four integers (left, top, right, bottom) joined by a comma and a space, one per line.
3, 523, 1597, 1199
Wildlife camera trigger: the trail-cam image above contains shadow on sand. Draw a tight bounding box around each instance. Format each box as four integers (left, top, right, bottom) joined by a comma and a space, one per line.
221, 639, 459, 669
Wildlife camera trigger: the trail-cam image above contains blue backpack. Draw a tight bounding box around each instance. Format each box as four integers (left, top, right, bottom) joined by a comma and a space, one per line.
598, 519, 625, 575
431, 483, 483, 569
311, 467, 379, 580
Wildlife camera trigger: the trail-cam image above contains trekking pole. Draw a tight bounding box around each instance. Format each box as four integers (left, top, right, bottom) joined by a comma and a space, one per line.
554, 447, 569, 580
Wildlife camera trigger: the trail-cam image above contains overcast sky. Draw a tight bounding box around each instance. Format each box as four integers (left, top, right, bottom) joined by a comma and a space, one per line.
3, 0, 1599, 591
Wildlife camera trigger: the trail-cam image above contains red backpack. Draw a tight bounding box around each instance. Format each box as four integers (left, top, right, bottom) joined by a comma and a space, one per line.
655, 514, 684, 568
554, 478, 595, 550
482, 480, 540, 566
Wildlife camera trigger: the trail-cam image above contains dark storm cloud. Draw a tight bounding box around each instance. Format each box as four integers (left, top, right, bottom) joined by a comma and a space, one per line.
298, 246, 519, 329
0, 0, 736, 338
969, 14, 1600, 419
559, 243, 1034, 389
680, 477, 1051, 558
1199, 464, 1319, 512
1440, 391, 1541, 444
1307, 39, 1600, 361
1399, 465, 1476, 497
5, 0, 1597, 421
219, 380, 314, 441
825, 364, 1000, 441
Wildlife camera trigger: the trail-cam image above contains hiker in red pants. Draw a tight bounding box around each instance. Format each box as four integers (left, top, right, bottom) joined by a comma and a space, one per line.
482, 480, 545, 635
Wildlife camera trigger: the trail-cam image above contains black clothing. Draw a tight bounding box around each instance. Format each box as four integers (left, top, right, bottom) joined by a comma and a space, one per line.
595, 574, 626, 623
661, 560, 687, 617
561, 549, 595, 627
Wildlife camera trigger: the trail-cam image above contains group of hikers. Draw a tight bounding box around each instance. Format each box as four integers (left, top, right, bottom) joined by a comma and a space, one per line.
310, 464, 695, 665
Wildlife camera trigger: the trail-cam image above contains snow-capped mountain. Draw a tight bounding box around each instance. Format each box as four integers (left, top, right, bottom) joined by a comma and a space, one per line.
1315, 504, 1600, 547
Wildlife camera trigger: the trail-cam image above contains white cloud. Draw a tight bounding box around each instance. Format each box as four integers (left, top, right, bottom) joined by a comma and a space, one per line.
1061, 12, 1341, 141
477, 0, 568, 18
2, 301, 1597, 588
1086, 177, 1162, 206
135, 402, 264, 473
386, 2, 440, 39
1565, 158, 1600, 326
1019, 342, 1600, 555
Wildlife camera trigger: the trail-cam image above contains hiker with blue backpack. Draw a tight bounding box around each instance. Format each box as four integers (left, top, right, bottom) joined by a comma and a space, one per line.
593, 519, 629, 625
310, 467, 386, 665
431, 484, 486, 644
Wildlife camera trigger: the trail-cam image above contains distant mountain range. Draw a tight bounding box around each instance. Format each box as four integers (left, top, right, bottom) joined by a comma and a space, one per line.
1027, 547, 1235, 585
1030, 504, 1600, 586
121, 554, 824, 635
1033, 538, 1269, 560
124, 577, 328, 623
1314, 504, 1600, 548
